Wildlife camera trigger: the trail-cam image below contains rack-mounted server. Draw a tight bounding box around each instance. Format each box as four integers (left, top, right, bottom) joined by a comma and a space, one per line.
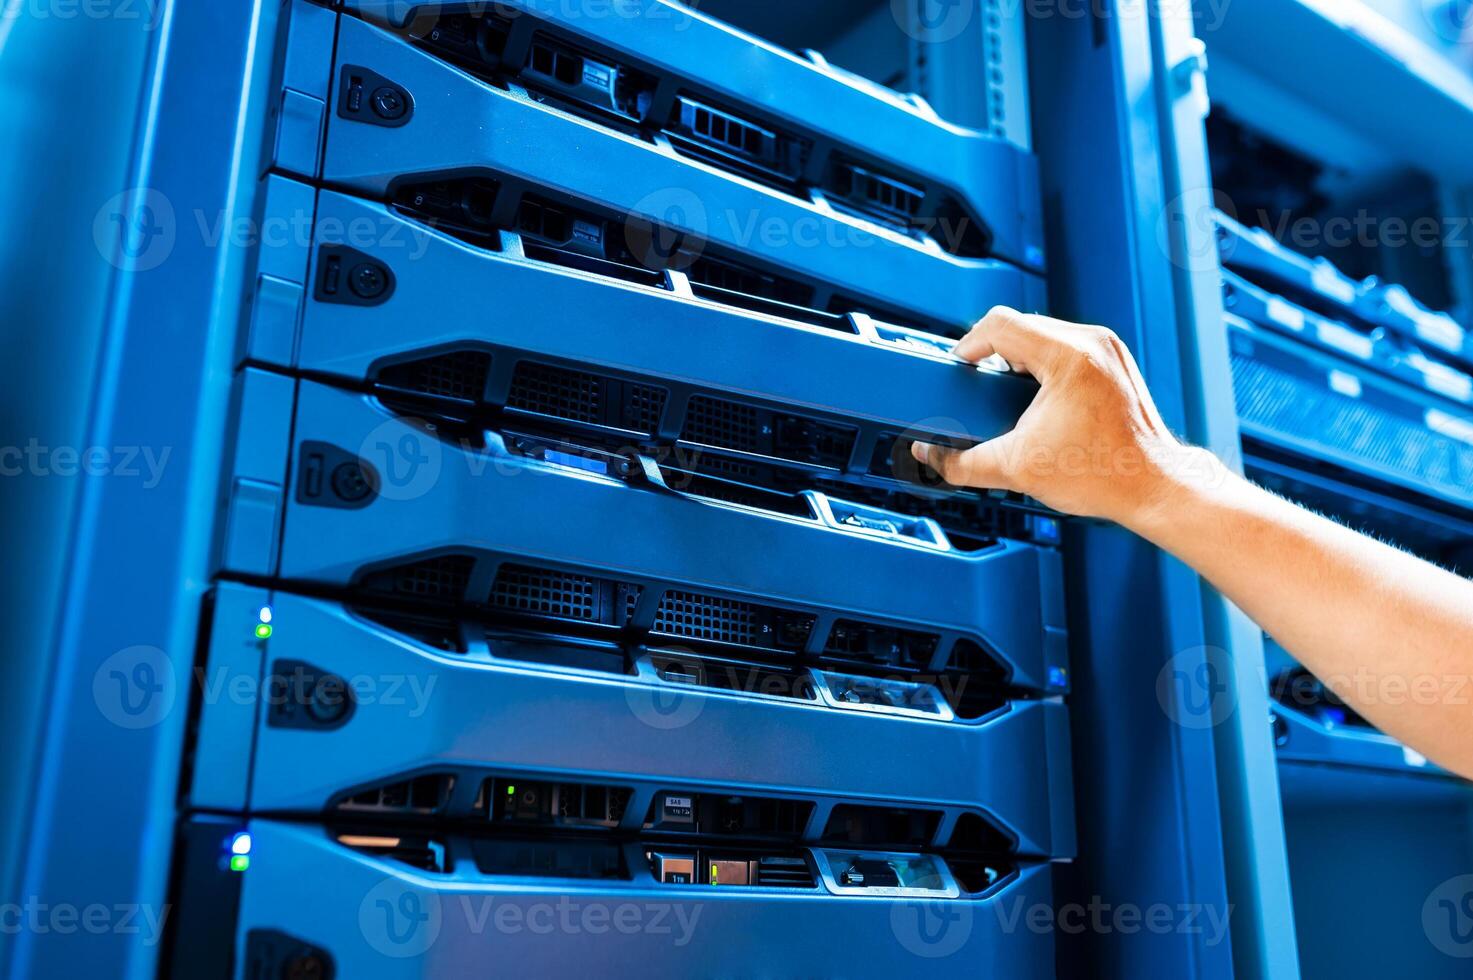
163, 0, 1075, 976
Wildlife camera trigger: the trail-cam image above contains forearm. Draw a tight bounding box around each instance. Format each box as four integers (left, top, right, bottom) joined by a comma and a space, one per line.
1130, 449, 1473, 777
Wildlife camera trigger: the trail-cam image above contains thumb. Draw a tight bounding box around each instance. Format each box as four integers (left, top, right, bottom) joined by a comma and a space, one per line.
911, 434, 1019, 492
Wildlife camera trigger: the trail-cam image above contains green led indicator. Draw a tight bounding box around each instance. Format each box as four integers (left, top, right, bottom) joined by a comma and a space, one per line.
229, 855, 250, 872
254, 624, 273, 640
505, 785, 516, 796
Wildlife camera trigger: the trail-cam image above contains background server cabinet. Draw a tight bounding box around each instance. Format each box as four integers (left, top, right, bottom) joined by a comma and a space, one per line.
1177, 0, 1473, 977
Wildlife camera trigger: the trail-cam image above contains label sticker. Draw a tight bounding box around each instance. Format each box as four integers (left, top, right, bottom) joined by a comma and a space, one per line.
1266, 296, 1306, 332
1311, 261, 1357, 304
1426, 408, 1473, 447
1415, 315, 1467, 354
1316, 321, 1374, 360
1328, 369, 1363, 399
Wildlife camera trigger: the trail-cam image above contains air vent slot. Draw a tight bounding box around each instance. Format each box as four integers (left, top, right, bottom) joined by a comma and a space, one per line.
756, 855, 816, 888
681, 395, 856, 469
489, 563, 641, 628
375, 350, 492, 402
358, 555, 476, 604
336, 774, 456, 816
338, 833, 448, 872
506, 361, 668, 436
652, 591, 814, 653
489, 778, 632, 828
821, 805, 942, 848
823, 621, 938, 671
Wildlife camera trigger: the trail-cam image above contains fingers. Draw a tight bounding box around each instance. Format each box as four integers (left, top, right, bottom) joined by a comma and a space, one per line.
910, 434, 1018, 493
952, 306, 1059, 380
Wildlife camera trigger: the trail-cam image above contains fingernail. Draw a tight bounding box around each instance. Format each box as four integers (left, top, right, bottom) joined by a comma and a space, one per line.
910, 441, 929, 463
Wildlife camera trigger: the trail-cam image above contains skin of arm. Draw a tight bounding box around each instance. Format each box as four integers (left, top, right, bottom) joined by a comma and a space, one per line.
912, 307, 1473, 779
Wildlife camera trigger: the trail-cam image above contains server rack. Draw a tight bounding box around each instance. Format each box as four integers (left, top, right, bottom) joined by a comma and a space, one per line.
3, 1, 1284, 977
1174, 1, 1473, 977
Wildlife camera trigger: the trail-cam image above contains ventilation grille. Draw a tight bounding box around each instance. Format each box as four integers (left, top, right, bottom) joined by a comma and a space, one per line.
360, 555, 475, 603
376, 350, 492, 401
506, 361, 668, 436
983, 0, 1008, 138
507, 361, 603, 424
1231, 351, 1473, 500
490, 563, 641, 627
683, 396, 761, 452
337, 775, 456, 815
653, 591, 814, 652
755, 855, 815, 888
682, 396, 856, 468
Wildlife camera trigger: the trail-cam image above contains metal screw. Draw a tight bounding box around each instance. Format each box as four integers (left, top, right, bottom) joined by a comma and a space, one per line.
348, 263, 387, 300
330, 461, 373, 501
307, 676, 350, 724
371, 86, 407, 120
